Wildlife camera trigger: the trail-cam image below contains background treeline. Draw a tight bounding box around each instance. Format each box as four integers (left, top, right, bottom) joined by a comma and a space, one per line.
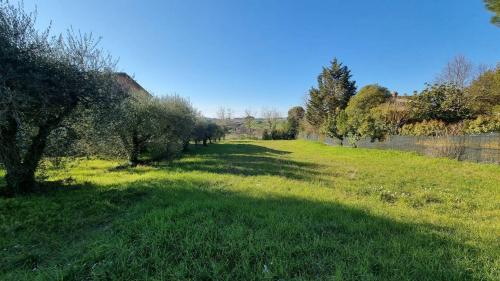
0, 2, 223, 195
298, 56, 499, 147
212, 106, 304, 140
261, 106, 304, 140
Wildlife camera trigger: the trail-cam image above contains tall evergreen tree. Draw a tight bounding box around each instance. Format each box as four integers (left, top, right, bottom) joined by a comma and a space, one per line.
305, 88, 325, 128
305, 58, 356, 140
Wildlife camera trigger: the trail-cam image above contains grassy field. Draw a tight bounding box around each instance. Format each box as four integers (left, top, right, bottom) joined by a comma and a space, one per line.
1, 140, 499, 280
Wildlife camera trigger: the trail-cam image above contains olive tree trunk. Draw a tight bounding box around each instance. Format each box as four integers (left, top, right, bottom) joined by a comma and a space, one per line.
1, 116, 50, 195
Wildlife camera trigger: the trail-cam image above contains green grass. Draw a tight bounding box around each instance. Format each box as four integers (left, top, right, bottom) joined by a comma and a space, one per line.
1, 140, 499, 280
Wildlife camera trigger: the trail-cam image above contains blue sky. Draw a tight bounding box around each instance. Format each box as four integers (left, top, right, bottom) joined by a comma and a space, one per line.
18, 0, 500, 117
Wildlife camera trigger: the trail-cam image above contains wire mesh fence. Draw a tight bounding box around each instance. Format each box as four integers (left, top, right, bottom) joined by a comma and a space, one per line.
301, 133, 500, 164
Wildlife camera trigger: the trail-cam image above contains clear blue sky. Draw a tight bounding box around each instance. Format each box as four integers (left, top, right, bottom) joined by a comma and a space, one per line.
18, 0, 500, 117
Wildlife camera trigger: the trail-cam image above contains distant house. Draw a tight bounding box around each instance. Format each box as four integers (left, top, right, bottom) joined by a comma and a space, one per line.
114, 72, 151, 97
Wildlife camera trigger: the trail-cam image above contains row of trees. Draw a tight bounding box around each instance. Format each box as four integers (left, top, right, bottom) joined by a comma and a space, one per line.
303, 57, 500, 146
0, 1, 221, 195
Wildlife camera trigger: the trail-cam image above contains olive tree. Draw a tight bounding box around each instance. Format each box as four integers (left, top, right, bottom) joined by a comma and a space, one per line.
0, 1, 123, 194
148, 95, 196, 160
110, 94, 196, 165
192, 118, 209, 146
111, 94, 156, 166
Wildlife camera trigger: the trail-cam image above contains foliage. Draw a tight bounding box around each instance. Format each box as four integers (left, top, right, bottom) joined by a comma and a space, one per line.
409, 83, 472, 123
468, 65, 500, 115
400, 120, 449, 136
0, 1, 124, 194
261, 108, 281, 131
484, 0, 500, 26
243, 109, 256, 137
320, 112, 342, 142
262, 127, 294, 140
344, 85, 391, 144
146, 96, 197, 161
300, 57, 498, 143
191, 118, 225, 146
1, 140, 499, 280
370, 99, 411, 135
286, 106, 305, 139
110, 94, 157, 165
305, 58, 356, 140
346, 85, 391, 113
304, 88, 324, 129
463, 114, 500, 134
107, 94, 198, 164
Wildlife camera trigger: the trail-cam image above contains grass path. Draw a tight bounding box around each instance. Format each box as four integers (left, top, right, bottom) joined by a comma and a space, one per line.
1, 140, 499, 280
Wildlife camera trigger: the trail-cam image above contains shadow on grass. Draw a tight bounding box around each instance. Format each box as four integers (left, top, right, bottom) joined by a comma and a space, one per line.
165, 143, 324, 181
186, 142, 292, 156
0, 177, 484, 281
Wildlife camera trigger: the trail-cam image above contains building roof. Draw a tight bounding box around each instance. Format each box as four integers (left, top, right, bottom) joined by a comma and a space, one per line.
114, 72, 151, 97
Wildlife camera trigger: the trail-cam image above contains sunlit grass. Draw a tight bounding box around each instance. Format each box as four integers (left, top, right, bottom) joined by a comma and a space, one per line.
1, 140, 499, 280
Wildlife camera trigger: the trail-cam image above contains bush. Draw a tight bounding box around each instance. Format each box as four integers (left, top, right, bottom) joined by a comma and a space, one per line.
409, 84, 472, 123
463, 115, 500, 134
400, 120, 448, 136
262, 128, 294, 140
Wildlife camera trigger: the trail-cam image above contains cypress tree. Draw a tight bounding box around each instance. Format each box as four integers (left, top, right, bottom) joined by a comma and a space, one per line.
305, 58, 357, 139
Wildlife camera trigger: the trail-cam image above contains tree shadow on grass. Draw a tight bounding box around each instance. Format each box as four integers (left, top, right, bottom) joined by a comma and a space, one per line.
0, 177, 487, 281
187, 142, 292, 156
166, 143, 324, 181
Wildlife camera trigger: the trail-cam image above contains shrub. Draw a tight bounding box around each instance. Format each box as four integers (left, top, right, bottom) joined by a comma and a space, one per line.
400, 120, 448, 136
409, 84, 472, 123
463, 115, 500, 134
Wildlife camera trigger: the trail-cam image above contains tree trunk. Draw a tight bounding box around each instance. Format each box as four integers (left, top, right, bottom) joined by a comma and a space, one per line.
182, 140, 189, 152
5, 164, 37, 195
1, 114, 48, 195
130, 144, 140, 166
203, 138, 207, 146
129, 132, 140, 166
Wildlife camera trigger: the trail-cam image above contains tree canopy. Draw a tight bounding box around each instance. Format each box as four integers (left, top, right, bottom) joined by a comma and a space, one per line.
305, 58, 356, 141
0, 1, 125, 194
484, 0, 500, 26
